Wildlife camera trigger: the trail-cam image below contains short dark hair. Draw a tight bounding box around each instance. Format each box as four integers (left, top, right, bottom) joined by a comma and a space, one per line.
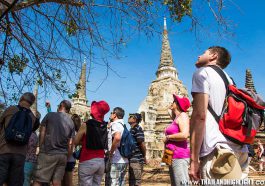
208, 46, 231, 69
113, 107, 125, 119
59, 100, 72, 113
19, 92, 35, 105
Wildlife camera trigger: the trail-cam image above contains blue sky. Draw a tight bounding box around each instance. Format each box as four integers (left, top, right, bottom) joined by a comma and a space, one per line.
37, 1, 265, 120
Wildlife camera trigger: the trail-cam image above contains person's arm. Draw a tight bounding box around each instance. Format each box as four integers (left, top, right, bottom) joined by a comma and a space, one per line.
139, 141, 147, 163
165, 114, 190, 142
45, 101, 51, 113
189, 92, 209, 181
39, 114, 48, 147
109, 132, 121, 156
39, 125, 46, 147
74, 123, 86, 145
67, 138, 74, 159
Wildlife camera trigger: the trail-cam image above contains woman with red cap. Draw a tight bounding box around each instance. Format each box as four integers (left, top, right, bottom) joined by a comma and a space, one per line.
163, 94, 191, 186
74, 100, 110, 186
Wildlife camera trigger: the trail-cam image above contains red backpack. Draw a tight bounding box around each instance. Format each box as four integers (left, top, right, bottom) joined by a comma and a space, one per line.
208, 66, 265, 145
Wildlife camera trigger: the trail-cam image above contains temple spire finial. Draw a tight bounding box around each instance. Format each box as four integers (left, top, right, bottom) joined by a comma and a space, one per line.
164, 17, 167, 30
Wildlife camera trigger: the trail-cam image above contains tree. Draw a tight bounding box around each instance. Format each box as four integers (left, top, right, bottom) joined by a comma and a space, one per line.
0, 0, 233, 104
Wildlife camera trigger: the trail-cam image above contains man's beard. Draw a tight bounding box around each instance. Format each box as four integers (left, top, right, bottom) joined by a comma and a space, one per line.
195, 60, 208, 68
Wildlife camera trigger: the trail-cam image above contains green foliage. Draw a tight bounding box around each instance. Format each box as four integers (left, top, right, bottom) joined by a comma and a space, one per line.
37, 79, 43, 86
163, 0, 192, 22
66, 19, 78, 36
8, 54, 29, 74
55, 69, 62, 79
71, 92, 79, 98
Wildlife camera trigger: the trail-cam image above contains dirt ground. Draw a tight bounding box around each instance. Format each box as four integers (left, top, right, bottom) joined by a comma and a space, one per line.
72, 163, 265, 186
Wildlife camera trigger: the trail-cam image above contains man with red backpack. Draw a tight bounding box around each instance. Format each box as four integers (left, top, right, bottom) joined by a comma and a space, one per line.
0, 92, 39, 186
189, 46, 265, 181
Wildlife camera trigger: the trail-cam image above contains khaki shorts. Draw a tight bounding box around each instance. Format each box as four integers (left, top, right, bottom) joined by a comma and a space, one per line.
129, 162, 143, 186
34, 153, 67, 182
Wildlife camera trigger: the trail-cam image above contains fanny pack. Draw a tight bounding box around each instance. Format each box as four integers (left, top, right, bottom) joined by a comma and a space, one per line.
162, 148, 174, 166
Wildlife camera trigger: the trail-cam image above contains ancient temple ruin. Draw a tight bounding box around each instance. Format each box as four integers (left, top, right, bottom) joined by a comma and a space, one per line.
138, 18, 189, 159
246, 69, 265, 142
245, 69, 257, 94
71, 61, 90, 121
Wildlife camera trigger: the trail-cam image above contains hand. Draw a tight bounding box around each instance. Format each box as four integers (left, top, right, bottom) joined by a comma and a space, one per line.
189, 160, 201, 181
163, 135, 169, 143
45, 101, 51, 108
163, 136, 167, 143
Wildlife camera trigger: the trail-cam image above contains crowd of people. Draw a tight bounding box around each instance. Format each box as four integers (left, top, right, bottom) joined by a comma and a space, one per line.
0, 95, 147, 186
0, 46, 265, 186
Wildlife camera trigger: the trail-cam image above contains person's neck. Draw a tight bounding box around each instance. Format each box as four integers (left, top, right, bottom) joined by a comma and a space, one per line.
206, 61, 218, 67
113, 118, 119, 122
58, 109, 66, 113
130, 123, 138, 128
174, 110, 182, 119
19, 101, 30, 109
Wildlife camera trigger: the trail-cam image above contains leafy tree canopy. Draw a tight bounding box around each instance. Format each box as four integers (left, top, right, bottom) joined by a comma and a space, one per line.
0, 0, 232, 104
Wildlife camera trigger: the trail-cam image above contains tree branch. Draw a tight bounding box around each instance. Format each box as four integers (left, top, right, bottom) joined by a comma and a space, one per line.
13, 0, 84, 12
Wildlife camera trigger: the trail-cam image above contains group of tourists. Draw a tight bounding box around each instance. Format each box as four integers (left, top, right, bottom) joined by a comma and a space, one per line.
0, 95, 146, 186
0, 46, 265, 186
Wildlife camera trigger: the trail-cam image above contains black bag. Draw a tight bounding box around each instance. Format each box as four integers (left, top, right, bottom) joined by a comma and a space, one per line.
5, 105, 33, 145
86, 119, 108, 150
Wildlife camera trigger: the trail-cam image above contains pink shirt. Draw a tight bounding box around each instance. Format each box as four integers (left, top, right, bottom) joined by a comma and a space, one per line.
165, 116, 190, 159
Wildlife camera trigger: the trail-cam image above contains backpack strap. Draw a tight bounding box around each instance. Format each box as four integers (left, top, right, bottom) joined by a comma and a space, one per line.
207, 65, 230, 123
117, 122, 126, 129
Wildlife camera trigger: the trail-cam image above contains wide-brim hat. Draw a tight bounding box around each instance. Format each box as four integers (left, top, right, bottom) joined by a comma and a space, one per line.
209, 148, 242, 179
91, 100, 110, 122
173, 94, 191, 112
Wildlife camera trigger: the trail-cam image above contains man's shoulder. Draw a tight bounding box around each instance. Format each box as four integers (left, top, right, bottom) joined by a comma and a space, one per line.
3, 105, 22, 117
193, 66, 214, 76
6, 105, 19, 112
111, 120, 124, 131
134, 125, 143, 133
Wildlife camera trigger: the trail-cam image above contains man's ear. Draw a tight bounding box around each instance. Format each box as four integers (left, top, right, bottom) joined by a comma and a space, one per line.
210, 52, 218, 61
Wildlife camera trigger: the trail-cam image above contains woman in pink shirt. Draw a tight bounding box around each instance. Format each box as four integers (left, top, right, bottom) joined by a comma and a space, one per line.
164, 94, 190, 186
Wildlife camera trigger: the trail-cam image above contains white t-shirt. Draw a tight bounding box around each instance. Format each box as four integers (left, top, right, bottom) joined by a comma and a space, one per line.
108, 119, 128, 163
192, 66, 248, 157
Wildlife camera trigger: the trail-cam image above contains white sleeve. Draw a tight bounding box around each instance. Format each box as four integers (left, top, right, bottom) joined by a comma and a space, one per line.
191, 68, 210, 95
111, 122, 123, 136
